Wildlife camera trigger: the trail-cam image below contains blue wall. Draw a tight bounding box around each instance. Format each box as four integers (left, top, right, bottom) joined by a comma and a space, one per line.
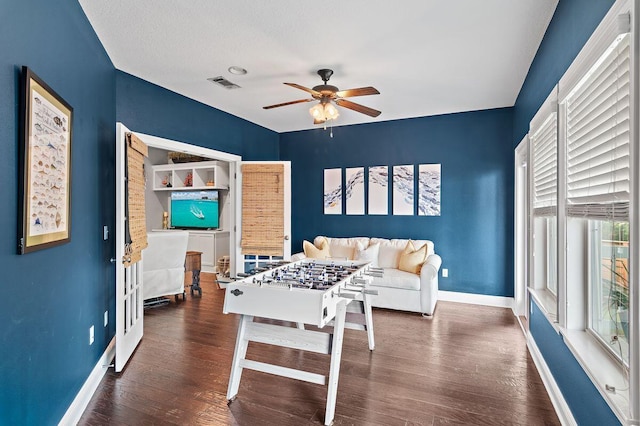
513, 0, 614, 145
530, 303, 619, 425
116, 71, 279, 160
515, 0, 618, 423
0, 0, 116, 424
280, 108, 515, 297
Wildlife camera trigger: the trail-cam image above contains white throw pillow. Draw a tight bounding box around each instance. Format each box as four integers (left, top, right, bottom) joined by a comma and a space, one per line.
354, 241, 380, 267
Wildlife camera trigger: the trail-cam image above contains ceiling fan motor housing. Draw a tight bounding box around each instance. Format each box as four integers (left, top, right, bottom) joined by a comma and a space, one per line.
312, 84, 339, 99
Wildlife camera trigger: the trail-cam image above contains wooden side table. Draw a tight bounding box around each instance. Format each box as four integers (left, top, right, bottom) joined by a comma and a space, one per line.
185, 251, 203, 297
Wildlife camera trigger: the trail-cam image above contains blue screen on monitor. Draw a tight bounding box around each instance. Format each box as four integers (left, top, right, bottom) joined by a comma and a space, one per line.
170, 190, 219, 229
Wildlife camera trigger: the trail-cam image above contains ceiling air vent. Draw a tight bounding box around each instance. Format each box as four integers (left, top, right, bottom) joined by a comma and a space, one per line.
207, 76, 241, 89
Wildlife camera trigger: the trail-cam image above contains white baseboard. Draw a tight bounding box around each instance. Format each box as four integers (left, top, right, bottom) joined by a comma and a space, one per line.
526, 332, 576, 426
438, 290, 514, 309
59, 337, 115, 426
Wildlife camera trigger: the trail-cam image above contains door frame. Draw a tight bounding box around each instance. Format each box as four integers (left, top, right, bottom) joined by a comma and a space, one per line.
514, 135, 530, 320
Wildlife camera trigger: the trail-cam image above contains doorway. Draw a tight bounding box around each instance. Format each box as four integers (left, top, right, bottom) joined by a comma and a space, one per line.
137, 131, 241, 278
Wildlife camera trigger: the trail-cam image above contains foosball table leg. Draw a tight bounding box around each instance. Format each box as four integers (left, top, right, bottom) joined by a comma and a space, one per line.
324, 300, 347, 426
227, 314, 253, 402
363, 294, 375, 351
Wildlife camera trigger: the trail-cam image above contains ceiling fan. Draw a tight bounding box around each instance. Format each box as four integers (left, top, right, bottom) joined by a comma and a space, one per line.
263, 69, 381, 124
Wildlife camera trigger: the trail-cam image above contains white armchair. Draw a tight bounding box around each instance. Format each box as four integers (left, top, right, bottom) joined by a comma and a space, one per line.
142, 231, 189, 301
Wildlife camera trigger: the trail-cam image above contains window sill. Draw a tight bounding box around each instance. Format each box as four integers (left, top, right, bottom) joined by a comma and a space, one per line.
529, 288, 558, 324
560, 328, 630, 424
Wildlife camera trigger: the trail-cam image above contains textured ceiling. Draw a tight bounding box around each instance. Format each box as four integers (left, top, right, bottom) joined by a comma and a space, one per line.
78, 0, 558, 133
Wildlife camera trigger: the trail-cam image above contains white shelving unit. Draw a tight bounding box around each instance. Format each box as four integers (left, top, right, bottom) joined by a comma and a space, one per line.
147, 159, 232, 241
152, 160, 229, 191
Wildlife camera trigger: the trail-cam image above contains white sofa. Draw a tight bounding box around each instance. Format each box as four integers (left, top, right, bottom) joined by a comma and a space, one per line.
292, 236, 442, 316
142, 231, 189, 301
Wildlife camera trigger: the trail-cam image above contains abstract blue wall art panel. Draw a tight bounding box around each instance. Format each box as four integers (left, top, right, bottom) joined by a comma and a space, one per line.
324, 168, 342, 215
368, 165, 388, 215
418, 164, 441, 216
345, 167, 365, 215
393, 165, 414, 216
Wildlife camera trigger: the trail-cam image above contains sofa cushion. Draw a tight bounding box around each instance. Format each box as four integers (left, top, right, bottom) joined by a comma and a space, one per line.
398, 241, 427, 274
354, 241, 380, 267
303, 239, 330, 259
371, 238, 434, 268
370, 268, 421, 290
315, 236, 369, 260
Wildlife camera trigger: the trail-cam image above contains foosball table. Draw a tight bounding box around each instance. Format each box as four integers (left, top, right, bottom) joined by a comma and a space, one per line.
223, 259, 381, 425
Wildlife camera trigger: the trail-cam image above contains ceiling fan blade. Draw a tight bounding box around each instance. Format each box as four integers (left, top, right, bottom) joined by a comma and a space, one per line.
335, 86, 380, 98
263, 98, 314, 109
335, 99, 381, 117
284, 82, 321, 97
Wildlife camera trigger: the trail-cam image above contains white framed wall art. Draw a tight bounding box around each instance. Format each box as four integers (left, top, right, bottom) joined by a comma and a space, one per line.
323, 168, 342, 215
418, 163, 441, 216
345, 167, 365, 215
368, 166, 388, 215
393, 165, 414, 215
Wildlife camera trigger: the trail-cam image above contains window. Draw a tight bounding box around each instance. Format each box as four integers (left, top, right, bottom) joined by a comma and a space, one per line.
529, 90, 558, 315
562, 31, 630, 361
589, 220, 629, 363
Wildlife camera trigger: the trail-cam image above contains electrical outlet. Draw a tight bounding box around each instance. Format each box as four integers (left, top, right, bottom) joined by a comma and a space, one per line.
103, 226, 109, 241
89, 325, 95, 345
104, 311, 108, 327
442, 268, 449, 278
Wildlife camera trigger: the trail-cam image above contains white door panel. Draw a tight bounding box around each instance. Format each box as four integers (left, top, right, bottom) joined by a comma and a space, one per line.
115, 122, 144, 372
235, 161, 291, 274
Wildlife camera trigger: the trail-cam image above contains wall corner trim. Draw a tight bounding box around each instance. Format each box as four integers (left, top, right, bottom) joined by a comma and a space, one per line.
526, 332, 577, 426
58, 337, 115, 426
438, 290, 514, 310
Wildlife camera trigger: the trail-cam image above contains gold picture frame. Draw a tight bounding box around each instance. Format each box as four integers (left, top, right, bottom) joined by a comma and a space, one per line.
18, 66, 73, 254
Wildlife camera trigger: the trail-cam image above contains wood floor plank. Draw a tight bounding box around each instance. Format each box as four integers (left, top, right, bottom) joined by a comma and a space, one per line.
79, 285, 559, 425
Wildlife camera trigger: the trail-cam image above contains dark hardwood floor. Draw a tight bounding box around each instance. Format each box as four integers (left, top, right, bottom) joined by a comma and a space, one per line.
79, 278, 559, 425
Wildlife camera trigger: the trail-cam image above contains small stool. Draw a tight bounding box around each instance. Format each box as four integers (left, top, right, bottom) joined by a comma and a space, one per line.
185, 251, 203, 297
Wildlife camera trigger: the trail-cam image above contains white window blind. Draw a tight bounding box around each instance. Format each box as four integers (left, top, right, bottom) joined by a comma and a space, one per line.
531, 113, 558, 216
565, 33, 630, 220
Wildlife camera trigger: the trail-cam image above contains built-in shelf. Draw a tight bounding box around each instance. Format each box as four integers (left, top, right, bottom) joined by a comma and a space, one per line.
152, 160, 229, 191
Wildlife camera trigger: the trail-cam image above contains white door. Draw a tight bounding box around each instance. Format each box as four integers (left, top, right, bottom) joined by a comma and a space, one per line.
114, 122, 144, 372
234, 161, 291, 275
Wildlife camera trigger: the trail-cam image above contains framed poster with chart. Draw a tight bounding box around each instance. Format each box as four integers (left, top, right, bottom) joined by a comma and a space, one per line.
18, 66, 73, 254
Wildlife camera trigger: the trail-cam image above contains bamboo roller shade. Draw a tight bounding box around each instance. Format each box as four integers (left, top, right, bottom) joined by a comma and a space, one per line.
124, 133, 148, 266
241, 163, 284, 256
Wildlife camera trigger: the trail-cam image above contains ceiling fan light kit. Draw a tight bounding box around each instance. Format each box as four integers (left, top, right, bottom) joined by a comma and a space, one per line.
309, 102, 339, 122
264, 68, 381, 125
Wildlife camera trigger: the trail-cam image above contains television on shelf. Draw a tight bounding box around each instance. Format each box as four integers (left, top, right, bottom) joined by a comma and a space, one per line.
170, 190, 219, 229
